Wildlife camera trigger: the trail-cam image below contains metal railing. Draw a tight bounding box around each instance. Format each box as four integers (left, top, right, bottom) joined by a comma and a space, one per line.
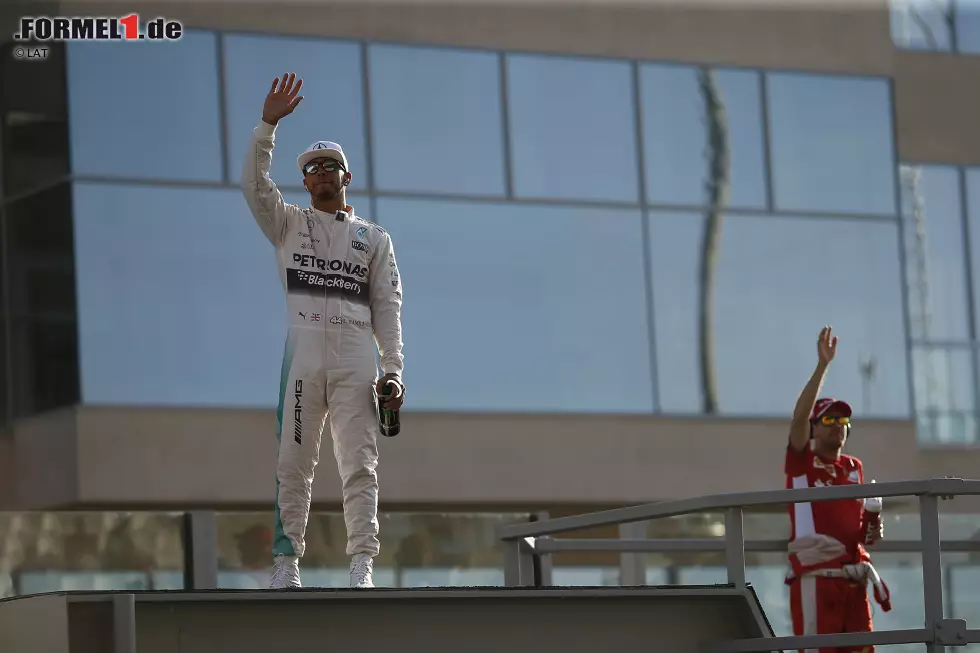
498, 477, 980, 653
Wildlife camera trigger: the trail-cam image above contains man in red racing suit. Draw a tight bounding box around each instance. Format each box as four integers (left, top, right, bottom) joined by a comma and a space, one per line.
785, 326, 890, 653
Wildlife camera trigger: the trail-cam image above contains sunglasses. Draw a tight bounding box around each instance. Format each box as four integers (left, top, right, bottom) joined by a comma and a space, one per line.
303, 160, 344, 175
815, 415, 851, 426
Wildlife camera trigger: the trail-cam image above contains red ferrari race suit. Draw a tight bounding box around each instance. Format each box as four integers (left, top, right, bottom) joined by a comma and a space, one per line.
785, 444, 892, 653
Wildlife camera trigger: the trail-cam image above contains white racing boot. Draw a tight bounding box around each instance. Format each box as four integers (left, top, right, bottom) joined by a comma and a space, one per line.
349, 554, 374, 588
270, 555, 302, 588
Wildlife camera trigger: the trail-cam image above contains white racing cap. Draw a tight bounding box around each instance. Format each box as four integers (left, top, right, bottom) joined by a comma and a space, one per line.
297, 140, 349, 174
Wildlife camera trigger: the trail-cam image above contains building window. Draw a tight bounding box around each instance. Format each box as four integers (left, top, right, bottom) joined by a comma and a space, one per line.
891, 0, 955, 51
374, 197, 655, 414
766, 72, 896, 217
3, 183, 79, 418
368, 44, 506, 197
222, 33, 368, 191
71, 181, 369, 407
648, 210, 909, 417
48, 27, 930, 429
505, 53, 640, 203
0, 42, 69, 199
638, 63, 768, 211
897, 164, 980, 444
65, 31, 223, 183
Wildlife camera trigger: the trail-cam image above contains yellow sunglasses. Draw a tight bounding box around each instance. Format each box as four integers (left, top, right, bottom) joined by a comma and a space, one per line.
817, 415, 851, 426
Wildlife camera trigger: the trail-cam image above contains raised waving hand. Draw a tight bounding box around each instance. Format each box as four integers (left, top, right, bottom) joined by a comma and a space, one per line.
262, 72, 304, 126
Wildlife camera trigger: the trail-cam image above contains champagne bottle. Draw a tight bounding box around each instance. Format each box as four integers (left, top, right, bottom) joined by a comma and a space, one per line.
378, 381, 401, 437
863, 479, 882, 545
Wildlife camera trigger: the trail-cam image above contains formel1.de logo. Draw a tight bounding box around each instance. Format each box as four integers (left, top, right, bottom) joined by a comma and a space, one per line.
10, 14, 183, 61
14, 14, 183, 42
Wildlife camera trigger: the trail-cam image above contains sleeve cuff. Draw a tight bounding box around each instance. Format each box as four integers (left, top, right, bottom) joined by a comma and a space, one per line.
256, 119, 277, 137
381, 366, 402, 379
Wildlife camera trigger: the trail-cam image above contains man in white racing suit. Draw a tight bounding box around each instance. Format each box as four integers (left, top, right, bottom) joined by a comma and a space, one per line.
240, 72, 405, 589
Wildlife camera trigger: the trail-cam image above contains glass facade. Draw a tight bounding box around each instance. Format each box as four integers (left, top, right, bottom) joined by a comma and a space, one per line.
766, 73, 896, 216
506, 53, 640, 202
69, 183, 367, 406
639, 65, 767, 210
901, 165, 980, 444
0, 27, 978, 435
66, 34, 224, 182
649, 211, 907, 416
890, 0, 980, 52
1, 28, 950, 426
376, 197, 653, 412
369, 44, 506, 196
0, 41, 78, 423
223, 33, 368, 190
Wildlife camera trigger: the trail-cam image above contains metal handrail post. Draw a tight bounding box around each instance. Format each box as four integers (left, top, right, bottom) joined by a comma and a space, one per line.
503, 537, 537, 587
724, 506, 746, 588
112, 593, 137, 653
919, 494, 945, 653
619, 522, 647, 585
502, 537, 520, 585
536, 538, 554, 586
535, 511, 553, 586
182, 511, 218, 590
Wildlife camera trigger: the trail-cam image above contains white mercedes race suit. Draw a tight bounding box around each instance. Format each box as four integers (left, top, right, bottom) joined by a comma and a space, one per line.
241, 119, 404, 559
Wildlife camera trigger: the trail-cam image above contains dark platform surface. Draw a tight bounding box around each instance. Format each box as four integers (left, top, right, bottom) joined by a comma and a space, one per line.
0, 584, 778, 653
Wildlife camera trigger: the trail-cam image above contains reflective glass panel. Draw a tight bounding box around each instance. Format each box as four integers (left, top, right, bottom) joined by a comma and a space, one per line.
1, 42, 69, 197
957, 0, 980, 53
215, 511, 527, 588
223, 33, 367, 190
368, 44, 505, 196
505, 53, 639, 202
836, 510, 980, 541
866, 552, 935, 653
639, 64, 767, 210
649, 211, 909, 417
4, 181, 79, 418
3, 183, 76, 318
640, 510, 959, 544
911, 345, 977, 444
950, 562, 980, 652
9, 317, 79, 418
375, 197, 654, 413
0, 511, 184, 597
72, 182, 362, 406
766, 72, 896, 216
65, 31, 223, 182
891, 0, 954, 50
900, 165, 971, 341
551, 567, 621, 586
645, 510, 980, 541
961, 169, 980, 336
